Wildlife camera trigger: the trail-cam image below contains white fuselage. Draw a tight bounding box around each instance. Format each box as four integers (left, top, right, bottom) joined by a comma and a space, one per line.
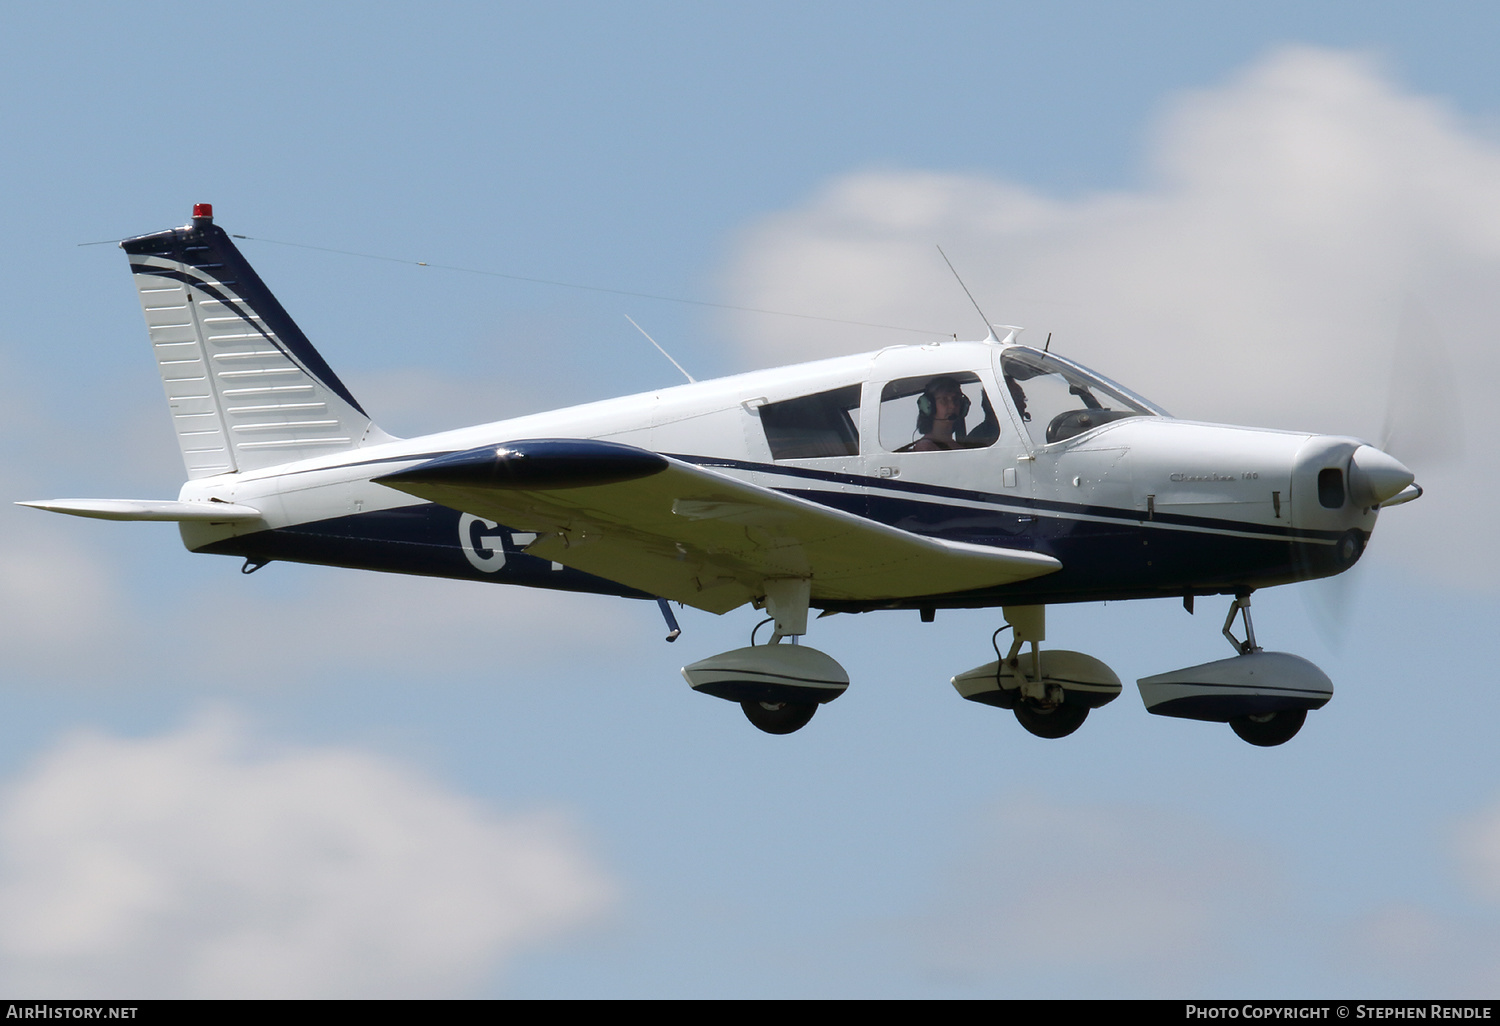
173, 341, 1384, 608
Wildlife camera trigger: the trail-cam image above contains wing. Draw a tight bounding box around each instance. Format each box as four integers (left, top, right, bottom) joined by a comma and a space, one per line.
374, 439, 1060, 614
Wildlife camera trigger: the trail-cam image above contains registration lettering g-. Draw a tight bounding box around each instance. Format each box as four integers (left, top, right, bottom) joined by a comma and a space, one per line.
459, 513, 507, 572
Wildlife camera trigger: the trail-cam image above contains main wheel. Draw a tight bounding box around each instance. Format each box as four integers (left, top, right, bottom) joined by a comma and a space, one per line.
1014, 698, 1088, 739
1230, 708, 1306, 747
741, 700, 817, 735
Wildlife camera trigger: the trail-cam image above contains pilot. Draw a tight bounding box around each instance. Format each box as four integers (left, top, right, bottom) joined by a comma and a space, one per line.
911, 377, 970, 451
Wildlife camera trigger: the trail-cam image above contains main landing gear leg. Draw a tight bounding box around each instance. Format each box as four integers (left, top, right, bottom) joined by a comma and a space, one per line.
739, 577, 821, 734
681, 581, 854, 736
763, 577, 810, 645
1004, 605, 1090, 740
951, 608, 1122, 734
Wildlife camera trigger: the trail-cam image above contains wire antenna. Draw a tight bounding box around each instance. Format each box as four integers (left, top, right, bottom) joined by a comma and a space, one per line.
625, 315, 696, 383
228, 233, 947, 336
936, 245, 997, 342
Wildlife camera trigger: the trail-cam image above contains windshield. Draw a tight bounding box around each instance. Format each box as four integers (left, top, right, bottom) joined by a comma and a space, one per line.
999, 348, 1165, 447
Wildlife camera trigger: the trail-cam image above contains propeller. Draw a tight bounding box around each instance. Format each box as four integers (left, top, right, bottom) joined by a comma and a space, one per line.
1380, 299, 1463, 469
1301, 299, 1456, 649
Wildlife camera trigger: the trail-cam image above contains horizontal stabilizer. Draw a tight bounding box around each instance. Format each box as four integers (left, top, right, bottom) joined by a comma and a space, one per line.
16, 498, 262, 522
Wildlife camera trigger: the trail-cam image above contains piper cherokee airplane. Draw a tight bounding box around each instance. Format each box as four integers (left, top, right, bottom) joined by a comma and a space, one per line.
22, 205, 1423, 746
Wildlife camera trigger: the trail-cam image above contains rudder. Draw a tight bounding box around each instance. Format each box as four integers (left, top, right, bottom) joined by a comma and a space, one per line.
121, 204, 393, 479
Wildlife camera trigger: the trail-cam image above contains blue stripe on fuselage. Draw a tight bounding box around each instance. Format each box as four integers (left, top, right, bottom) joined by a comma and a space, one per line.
668, 453, 1345, 543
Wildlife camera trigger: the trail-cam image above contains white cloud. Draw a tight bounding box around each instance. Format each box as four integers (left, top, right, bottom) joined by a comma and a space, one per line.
912, 797, 1277, 995
0, 512, 127, 675
0, 714, 616, 997
724, 47, 1500, 585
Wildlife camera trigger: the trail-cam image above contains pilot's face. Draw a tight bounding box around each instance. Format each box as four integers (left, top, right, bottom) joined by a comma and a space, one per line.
931, 388, 962, 421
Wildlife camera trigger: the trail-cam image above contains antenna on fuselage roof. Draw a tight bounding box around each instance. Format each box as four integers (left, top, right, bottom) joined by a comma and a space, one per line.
936, 245, 998, 343
625, 315, 696, 384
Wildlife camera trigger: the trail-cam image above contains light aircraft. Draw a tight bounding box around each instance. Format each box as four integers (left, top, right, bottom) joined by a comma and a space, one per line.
22, 205, 1422, 746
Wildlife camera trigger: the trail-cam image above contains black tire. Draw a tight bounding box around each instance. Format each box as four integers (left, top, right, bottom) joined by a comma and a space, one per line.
1014, 698, 1088, 739
741, 700, 817, 735
1230, 708, 1306, 747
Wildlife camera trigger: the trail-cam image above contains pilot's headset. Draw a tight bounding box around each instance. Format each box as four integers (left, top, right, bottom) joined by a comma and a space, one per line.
916, 376, 971, 434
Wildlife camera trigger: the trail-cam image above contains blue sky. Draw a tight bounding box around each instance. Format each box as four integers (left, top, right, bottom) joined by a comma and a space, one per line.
2, 2, 1499, 997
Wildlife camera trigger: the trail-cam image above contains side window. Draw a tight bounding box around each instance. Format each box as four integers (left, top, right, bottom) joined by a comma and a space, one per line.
759, 384, 861, 460
878, 372, 999, 453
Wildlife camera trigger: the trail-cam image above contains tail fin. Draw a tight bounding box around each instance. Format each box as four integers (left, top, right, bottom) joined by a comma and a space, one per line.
121, 204, 394, 479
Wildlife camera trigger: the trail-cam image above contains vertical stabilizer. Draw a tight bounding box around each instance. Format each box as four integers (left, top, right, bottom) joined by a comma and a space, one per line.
121, 204, 393, 479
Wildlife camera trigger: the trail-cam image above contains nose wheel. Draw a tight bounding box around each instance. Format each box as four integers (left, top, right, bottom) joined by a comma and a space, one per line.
1219, 593, 1312, 746
1230, 708, 1306, 747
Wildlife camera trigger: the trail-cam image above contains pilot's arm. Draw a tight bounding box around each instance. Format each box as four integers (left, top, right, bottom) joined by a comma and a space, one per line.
965, 392, 1000, 446
1005, 376, 1030, 422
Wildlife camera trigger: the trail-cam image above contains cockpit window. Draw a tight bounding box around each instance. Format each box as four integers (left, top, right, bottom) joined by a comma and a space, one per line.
879, 372, 999, 453
1000, 350, 1160, 446
759, 384, 861, 460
